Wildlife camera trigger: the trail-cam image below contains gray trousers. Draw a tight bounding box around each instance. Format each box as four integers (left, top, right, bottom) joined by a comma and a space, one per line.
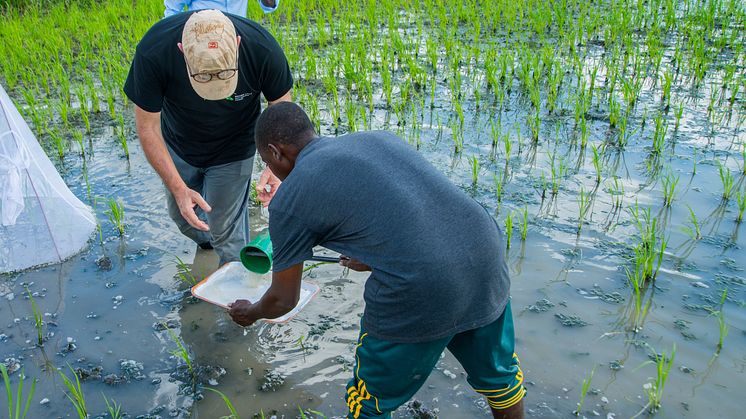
166, 147, 253, 265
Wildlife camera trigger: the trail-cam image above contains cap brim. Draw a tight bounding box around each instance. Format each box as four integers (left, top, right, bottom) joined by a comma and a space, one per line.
188, 72, 238, 101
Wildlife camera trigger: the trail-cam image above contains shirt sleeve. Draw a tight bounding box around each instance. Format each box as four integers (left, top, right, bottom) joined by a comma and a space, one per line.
269, 209, 318, 272
123, 48, 166, 113
259, 36, 293, 102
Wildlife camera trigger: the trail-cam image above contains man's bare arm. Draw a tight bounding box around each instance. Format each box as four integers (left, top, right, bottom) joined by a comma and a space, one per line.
134, 105, 211, 231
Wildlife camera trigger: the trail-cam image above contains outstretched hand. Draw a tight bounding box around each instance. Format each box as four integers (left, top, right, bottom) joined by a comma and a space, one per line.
173, 186, 211, 231
256, 167, 281, 207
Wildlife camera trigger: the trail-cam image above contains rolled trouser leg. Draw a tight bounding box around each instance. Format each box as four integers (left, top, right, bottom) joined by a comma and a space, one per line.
202, 156, 253, 266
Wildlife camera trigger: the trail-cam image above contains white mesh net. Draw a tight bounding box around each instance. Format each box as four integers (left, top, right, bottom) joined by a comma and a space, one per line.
0, 84, 96, 273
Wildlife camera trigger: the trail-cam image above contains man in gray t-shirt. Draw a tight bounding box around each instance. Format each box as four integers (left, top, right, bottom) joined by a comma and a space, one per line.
229, 103, 525, 419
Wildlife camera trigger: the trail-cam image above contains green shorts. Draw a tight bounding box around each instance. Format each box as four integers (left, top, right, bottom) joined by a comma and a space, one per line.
345, 301, 525, 418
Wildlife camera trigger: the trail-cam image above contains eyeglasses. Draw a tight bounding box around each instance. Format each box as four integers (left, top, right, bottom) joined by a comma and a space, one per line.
185, 49, 238, 83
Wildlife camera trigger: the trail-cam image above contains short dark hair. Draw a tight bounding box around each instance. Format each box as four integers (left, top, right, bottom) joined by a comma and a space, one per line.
254, 102, 315, 151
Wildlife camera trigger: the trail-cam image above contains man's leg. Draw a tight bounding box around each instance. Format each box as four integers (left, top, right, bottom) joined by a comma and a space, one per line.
447, 301, 526, 419
202, 156, 253, 266
165, 148, 212, 247
345, 324, 450, 418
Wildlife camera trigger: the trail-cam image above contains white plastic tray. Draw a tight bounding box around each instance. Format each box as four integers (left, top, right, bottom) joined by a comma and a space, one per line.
191, 262, 318, 323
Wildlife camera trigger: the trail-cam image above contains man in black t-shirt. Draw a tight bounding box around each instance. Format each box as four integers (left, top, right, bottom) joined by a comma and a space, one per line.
124, 9, 292, 265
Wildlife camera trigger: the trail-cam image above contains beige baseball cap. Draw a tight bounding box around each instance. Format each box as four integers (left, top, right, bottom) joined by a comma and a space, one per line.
181, 10, 238, 100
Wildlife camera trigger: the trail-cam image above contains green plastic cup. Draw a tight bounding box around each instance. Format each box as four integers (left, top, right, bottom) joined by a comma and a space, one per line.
240, 231, 273, 273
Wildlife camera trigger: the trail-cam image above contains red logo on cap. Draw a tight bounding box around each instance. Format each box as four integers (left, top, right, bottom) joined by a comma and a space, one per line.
208, 41, 218, 49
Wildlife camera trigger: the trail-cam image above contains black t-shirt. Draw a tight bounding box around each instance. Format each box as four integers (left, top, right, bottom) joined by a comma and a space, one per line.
123, 12, 292, 167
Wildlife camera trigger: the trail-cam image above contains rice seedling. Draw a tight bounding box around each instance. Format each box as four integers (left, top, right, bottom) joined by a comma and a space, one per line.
494, 172, 506, 203
174, 255, 198, 286
58, 365, 88, 419
651, 113, 667, 155
628, 204, 667, 283
106, 198, 125, 236
470, 155, 480, 185
504, 211, 514, 250
25, 287, 44, 347
519, 206, 529, 241
661, 70, 673, 110
164, 322, 194, 376
103, 394, 123, 419
591, 144, 602, 183
1, 363, 36, 419
714, 289, 729, 354
573, 366, 595, 416
47, 128, 66, 162
717, 163, 734, 201
72, 130, 85, 158
661, 171, 679, 206
681, 206, 702, 240
736, 190, 746, 223
204, 387, 239, 419
674, 102, 684, 130
577, 187, 592, 233
634, 344, 676, 416
117, 115, 129, 159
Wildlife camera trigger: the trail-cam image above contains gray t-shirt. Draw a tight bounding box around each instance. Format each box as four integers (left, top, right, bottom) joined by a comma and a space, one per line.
268, 131, 510, 343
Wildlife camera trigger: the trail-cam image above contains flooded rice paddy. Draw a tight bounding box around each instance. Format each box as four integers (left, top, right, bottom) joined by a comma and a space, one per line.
2, 0, 746, 418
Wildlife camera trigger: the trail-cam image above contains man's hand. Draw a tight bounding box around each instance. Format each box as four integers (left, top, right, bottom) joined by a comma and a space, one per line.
228, 299, 257, 327
340, 256, 371, 272
256, 167, 281, 207
173, 185, 211, 231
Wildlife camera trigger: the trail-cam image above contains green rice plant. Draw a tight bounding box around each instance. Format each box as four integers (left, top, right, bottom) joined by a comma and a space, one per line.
661, 171, 679, 206
674, 102, 684, 130
204, 387, 239, 419
628, 204, 667, 283
550, 156, 566, 195
591, 144, 602, 183
106, 198, 125, 236
494, 172, 506, 203
519, 206, 528, 241
164, 323, 193, 375
449, 118, 463, 154
714, 289, 729, 354
25, 287, 44, 346
117, 115, 129, 159
58, 365, 87, 419
47, 128, 66, 161
717, 163, 734, 201
490, 121, 501, 150
651, 113, 667, 155
504, 211, 513, 250
625, 267, 653, 333
577, 187, 592, 233
470, 155, 480, 185
1, 363, 36, 419
661, 70, 673, 109
103, 394, 123, 419
298, 406, 328, 419
503, 133, 512, 163
72, 130, 85, 158
573, 366, 595, 416
681, 206, 702, 240
105, 86, 117, 119
609, 96, 621, 128
174, 255, 198, 286
736, 190, 746, 223
635, 344, 676, 415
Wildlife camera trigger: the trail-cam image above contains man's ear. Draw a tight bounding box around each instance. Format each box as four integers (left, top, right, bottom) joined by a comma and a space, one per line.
177, 42, 184, 53
268, 143, 282, 161
236, 35, 241, 46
